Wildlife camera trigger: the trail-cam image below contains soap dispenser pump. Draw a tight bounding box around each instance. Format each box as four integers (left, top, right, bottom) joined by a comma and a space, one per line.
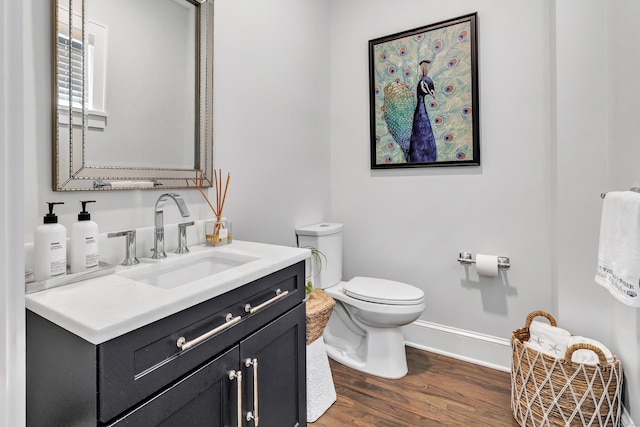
34, 202, 67, 281
70, 200, 99, 273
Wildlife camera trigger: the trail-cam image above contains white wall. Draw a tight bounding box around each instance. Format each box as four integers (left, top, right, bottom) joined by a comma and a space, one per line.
554, 0, 611, 343
2, 2, 26, 425
555, 0, 639, 421
605, 0, 640, 420
329, 0, 554, 367
212, 0, 331, 245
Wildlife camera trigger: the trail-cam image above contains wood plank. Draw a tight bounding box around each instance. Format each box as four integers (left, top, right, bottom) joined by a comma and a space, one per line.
310, 347, 520, 426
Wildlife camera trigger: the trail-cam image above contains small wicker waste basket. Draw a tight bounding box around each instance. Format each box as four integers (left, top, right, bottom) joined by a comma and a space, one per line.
511, 310, 623, 426
305, 289, 337, 422
305, 289, 336, 344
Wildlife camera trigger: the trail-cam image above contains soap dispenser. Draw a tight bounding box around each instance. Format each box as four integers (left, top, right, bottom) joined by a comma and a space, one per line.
70, 200, 99, 273
34, 202, 67, 281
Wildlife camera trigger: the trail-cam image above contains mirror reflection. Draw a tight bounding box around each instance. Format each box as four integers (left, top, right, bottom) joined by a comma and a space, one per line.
54, 0, 213, 191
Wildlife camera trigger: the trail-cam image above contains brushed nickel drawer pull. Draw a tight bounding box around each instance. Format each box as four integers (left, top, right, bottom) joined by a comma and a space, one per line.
176, 313, 241, 350
244, 289, 289, 314
229, 370, 243, 426
245, 358, 259, 426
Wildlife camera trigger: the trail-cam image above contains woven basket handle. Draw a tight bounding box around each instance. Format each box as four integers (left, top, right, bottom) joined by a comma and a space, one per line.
524, 310, 557, 329
564, 343, 609, 365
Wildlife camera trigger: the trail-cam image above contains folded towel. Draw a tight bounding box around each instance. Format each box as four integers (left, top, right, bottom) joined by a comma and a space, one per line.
595, 191, 640, 307
568, 336, 614, 365
524, 320, 571, 358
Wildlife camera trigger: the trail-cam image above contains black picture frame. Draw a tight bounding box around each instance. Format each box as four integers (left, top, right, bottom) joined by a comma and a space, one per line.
369, 13, 479, 169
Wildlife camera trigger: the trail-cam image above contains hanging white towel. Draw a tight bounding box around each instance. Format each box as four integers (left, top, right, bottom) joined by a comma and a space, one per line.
568, 336, 614, 365
595, 191, 640, 307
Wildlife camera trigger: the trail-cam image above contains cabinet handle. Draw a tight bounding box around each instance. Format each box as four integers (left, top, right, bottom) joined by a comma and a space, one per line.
244, 289, 289, 314
176, 313, 241, 351
229, 370, 243, 427
245, 358, 259, 426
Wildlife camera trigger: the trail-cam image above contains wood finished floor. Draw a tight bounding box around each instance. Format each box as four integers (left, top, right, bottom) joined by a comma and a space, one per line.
310, 346, 520, 427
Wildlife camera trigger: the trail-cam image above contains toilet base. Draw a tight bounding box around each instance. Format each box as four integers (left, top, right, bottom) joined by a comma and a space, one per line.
323, 320, 409, 379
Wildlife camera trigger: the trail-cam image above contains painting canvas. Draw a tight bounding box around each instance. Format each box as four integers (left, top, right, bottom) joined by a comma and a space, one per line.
369, 13, 479, 169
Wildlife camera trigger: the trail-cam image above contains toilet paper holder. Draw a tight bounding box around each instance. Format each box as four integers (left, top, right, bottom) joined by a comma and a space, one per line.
457, 252, 510, 269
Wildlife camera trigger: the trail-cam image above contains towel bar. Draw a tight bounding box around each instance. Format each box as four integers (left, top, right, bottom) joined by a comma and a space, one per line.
93, 179, 161, 189
600, 186, 640, 199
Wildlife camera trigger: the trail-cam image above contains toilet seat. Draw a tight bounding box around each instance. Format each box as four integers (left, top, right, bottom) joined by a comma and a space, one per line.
344, 277, 424, 305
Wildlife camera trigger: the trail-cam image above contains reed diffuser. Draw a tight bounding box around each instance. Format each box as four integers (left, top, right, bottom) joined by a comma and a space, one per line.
189, 170, 232, 246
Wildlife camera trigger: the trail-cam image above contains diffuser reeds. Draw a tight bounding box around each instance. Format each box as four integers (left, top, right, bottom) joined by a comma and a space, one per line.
188, 169, 231, 245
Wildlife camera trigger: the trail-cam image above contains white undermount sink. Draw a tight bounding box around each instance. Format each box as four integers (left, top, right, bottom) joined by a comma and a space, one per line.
118, 251, 259, 289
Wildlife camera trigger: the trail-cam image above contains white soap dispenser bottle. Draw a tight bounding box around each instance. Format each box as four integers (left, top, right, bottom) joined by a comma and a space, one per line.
34, 202, 67, 281
70, 200, 99, 273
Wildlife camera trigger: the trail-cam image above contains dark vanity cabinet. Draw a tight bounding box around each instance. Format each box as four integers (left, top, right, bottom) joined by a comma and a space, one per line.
27, 262, 307, 427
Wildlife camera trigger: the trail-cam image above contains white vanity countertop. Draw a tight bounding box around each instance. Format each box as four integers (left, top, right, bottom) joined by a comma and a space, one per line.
25, 241, 310, 345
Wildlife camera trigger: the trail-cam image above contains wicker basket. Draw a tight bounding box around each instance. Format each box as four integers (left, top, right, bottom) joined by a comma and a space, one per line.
511, 310, 623, 426
305, 289, 336, 345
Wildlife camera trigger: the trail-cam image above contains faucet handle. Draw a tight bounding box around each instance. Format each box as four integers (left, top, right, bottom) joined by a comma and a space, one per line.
176, 221, 195, 254
107, 230, 140, 266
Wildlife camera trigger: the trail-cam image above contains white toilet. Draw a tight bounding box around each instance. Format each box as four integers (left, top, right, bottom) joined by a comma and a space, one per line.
296, 223, 425, 379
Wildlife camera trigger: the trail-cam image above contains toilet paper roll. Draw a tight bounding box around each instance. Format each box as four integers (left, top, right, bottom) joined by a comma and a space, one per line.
476, 254, 499, 277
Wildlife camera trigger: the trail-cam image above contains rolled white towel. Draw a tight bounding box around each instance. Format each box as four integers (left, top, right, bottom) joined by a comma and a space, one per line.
525, 320, 571, 358
568, 336, 614, 365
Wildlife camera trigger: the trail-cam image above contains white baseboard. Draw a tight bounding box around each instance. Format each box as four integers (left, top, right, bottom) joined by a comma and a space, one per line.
404, 320, 636, 426
403, 319, 512, 372
622, 407, 636, 427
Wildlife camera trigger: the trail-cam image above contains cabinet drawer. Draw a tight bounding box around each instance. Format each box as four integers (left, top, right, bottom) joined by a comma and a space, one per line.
98, 261, 304, 423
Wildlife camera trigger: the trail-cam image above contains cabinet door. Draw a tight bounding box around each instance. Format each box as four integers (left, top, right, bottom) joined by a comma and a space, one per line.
108, 346, 241, 427
240, 303, 306, 427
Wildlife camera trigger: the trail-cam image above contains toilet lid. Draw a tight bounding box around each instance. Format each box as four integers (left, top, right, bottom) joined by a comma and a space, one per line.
344, 277, 424, 305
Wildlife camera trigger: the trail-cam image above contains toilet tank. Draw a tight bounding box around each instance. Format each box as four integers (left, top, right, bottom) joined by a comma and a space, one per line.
295, 223, 343, 289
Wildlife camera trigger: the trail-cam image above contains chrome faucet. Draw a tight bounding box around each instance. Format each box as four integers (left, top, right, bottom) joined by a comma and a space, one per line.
152, 193, 190, 259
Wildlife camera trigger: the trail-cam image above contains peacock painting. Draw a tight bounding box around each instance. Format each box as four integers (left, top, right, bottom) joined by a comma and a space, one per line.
369, 14, 479, 167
